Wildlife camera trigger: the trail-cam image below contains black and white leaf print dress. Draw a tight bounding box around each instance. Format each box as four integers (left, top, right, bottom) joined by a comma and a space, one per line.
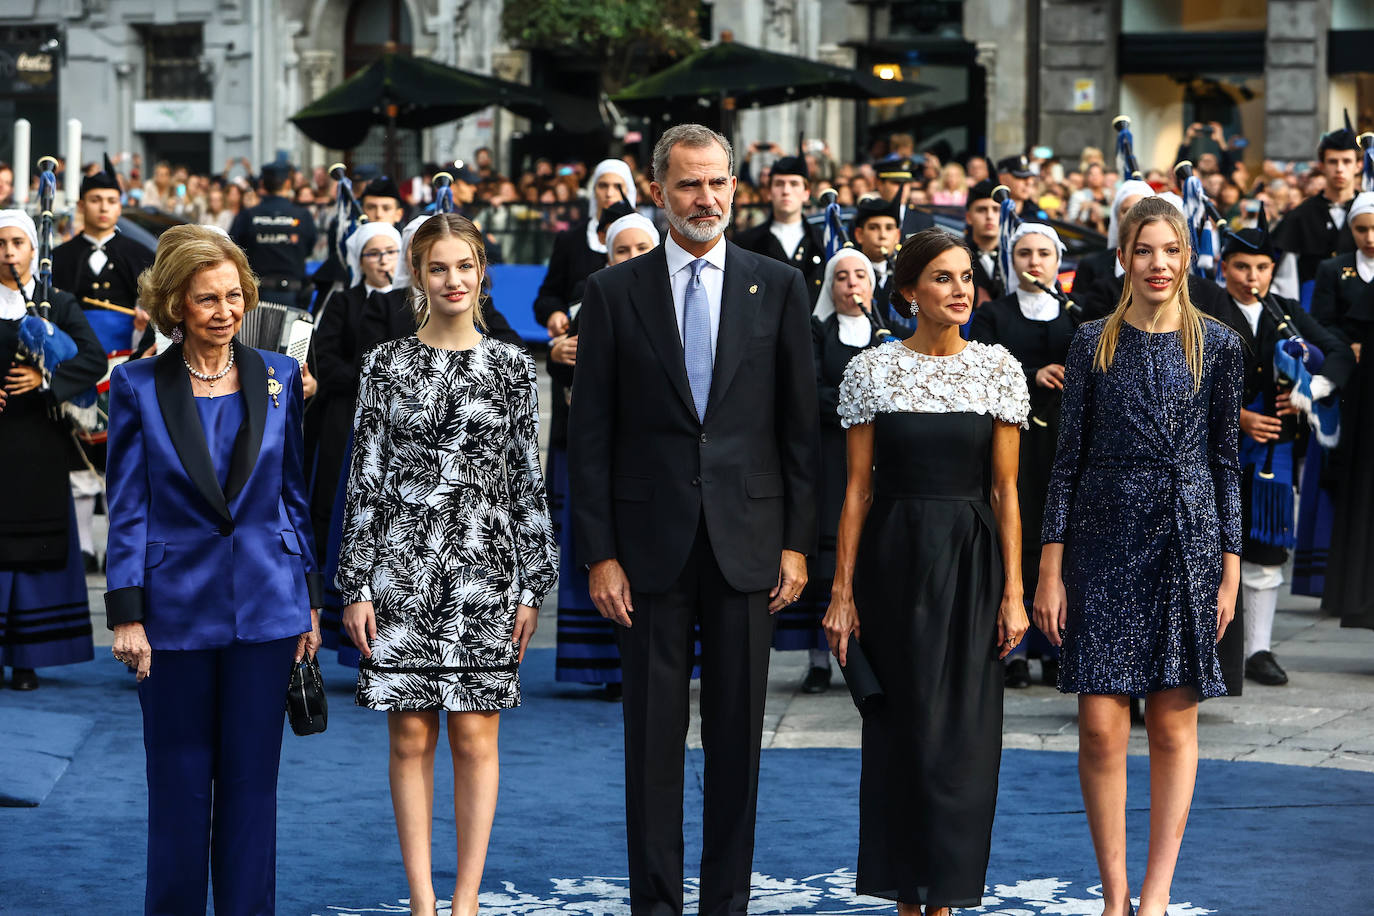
337, 336, 558, 711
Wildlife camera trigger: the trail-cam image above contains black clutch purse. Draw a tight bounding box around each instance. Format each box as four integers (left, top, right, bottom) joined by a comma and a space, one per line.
286, 656, 328, 736
839, 638, 885, 717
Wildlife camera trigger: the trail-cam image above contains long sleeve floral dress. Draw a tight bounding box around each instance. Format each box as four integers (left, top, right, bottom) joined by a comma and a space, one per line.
336, 336, 558, 712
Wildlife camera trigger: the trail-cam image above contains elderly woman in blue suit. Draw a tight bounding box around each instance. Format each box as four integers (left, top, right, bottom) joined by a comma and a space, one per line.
104, 224, 322, 916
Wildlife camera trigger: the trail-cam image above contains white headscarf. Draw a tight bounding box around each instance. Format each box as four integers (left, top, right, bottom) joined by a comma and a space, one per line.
1106, 179, 1156, 249
586, 158, 637, 254
392, 214, 432, 291
345, 221, 403, 290
1348, 191, 1374, 222
0, 209, 40, 276
603, 213, 659, 261
812, 248, 876, 348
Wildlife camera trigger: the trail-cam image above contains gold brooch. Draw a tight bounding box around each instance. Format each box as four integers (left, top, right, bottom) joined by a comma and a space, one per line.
1342, 266, 1358, 279
749, 284, 758, 294
267, 366, 282, 408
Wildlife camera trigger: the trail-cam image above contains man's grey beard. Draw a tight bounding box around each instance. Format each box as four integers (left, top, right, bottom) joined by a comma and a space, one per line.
665, 203, 732, 243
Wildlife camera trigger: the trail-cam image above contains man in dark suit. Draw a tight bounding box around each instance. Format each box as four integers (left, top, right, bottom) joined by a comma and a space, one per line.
569, 124, 818, 916
733, 153, 826, 303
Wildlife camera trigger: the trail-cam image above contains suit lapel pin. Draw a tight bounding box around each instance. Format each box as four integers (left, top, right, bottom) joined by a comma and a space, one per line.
1342, 266, 1357, 279
749, 284, 758, 295
267, 366, 281, 408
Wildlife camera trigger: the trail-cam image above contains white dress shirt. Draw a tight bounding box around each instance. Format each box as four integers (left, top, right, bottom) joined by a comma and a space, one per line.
0, 277, 35, 320
83, 230, 116, 276
1233, 298, 1263, 336
665, 232, 726, 358
769, 219, 805, 258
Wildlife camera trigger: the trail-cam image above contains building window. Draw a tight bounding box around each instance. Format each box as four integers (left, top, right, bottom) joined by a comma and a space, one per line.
1122, 0, 1266, 34
141, 24, 211, 100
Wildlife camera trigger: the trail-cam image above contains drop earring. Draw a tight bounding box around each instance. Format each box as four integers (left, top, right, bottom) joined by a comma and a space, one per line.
909, 296, 919, 315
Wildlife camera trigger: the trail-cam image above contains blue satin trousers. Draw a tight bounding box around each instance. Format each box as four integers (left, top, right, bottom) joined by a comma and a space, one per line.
138, 636, 296, 916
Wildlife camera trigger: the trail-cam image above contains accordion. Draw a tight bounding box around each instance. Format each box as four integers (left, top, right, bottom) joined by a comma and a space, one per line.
236, 302, 314, 366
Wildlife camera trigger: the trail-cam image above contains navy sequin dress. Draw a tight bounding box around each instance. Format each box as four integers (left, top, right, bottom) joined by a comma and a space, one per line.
1043, 319, 1243, 699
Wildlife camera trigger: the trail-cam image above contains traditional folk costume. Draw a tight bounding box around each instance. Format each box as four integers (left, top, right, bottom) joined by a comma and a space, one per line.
0, 211, 106, 686
1312, 193, 1374, 630
733, 154, 827, 304
775, 249, 885, 688
50, 156, 155, 568
1213, 218, 1353, 684
968, 221, 1078, 686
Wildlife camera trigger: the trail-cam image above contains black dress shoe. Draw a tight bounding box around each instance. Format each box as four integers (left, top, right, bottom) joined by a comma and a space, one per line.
1245, 650, 1289, 686
801, 666, 832, 694
82, 551, 100, 574
1004, 657, 1031, 688
1040, 657, 1059, 687
10, 668, 38, 691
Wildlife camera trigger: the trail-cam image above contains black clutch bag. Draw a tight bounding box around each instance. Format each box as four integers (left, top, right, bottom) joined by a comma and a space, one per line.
839, 638, 885, 717
286, 656, 328, 736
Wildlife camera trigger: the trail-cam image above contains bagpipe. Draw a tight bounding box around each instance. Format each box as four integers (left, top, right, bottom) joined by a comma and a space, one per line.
817, 188, 899, 343
432, 170, 456, 215
1174, 159, 1225, 280
11, 156, 98, 422
1114, 115, 1143, 182
1360, 132, 1374, 193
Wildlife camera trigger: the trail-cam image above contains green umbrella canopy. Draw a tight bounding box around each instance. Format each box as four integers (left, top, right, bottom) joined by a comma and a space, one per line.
290, 52, 556, 149
612, 40, 933, 112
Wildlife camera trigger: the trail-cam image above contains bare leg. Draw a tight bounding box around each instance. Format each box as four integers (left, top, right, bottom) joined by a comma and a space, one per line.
1137, 687, 1199, 916
389, 710, 441, 915
897, 904, 920, 916
448, 710, 501, 916
1078, 694, 1133, 916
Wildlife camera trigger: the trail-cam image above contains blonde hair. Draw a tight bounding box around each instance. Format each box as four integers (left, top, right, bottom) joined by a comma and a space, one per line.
139, 225, 259, 335
408, 214, 489, 331
1094, 196, 1209, 390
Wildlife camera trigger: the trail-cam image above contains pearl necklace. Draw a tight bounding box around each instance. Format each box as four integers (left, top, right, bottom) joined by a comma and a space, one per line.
183, 346, 235, 398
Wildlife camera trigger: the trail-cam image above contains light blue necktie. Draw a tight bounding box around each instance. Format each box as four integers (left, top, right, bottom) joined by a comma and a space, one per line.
683, 258, 713, 422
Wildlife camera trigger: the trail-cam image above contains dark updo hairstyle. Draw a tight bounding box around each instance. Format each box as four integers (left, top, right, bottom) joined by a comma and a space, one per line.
887, 228, 972, 318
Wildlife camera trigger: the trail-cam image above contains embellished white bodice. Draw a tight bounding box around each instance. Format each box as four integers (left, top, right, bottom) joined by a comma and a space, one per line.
837, 339, 1030, 429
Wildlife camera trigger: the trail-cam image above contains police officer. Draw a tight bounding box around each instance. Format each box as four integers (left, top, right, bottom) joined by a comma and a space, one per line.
996, 154, 1046, 220
230, 163, 317, 307
733, 152, 826, 303
874, 156, 935, 237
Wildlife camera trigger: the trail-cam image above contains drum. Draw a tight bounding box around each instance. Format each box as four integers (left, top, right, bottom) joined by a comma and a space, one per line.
72, 349, 132, 446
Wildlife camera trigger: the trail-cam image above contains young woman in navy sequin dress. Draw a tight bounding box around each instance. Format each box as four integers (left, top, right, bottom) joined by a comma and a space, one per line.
1034, 197, 1243, 916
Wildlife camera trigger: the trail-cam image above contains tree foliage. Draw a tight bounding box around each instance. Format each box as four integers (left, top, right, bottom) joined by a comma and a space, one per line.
501, 0, 700, 90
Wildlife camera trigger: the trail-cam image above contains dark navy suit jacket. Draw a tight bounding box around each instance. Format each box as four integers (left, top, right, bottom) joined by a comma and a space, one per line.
104, 341, 322, 649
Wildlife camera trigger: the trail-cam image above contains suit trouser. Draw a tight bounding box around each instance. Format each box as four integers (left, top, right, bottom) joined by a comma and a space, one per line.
619, 518, 773, 916
138, 636, 297, 916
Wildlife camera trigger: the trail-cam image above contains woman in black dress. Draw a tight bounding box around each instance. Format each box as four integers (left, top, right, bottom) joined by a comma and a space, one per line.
1034, 198, 1243, 916
824, 229, 1030, 915
778, 248, 884, 693
969, 222, 1078, 688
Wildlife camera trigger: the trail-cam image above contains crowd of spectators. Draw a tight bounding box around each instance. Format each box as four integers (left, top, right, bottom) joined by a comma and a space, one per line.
0, 121, 1347, 262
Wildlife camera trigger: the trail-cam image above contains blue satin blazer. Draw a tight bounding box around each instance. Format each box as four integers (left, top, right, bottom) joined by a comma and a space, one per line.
104, 341, 323, 650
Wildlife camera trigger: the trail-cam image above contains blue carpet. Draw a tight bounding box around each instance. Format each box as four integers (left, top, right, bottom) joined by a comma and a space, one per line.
0, 707, 93, 807
0, 649, 1368, 914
